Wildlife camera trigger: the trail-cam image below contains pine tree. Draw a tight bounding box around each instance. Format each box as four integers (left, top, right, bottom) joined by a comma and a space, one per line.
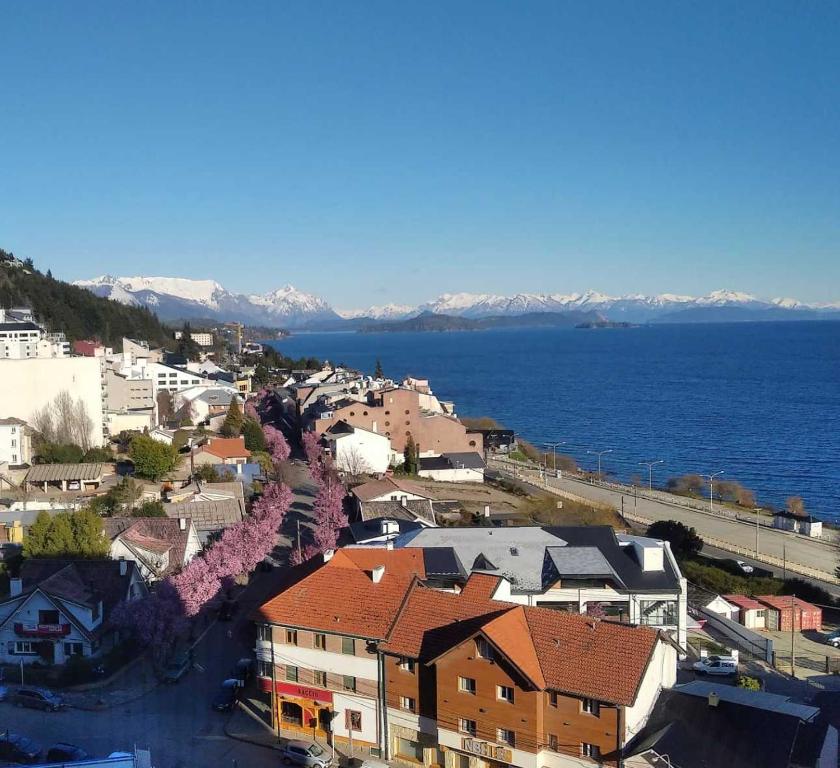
374, 358, 384, 379
403, 434, 418, 474
241, 418, 267, 452
22, 511, 52, 558
220, 399, 244, 437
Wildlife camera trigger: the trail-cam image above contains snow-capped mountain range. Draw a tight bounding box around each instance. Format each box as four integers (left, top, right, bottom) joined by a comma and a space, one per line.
74, 275, 840, 328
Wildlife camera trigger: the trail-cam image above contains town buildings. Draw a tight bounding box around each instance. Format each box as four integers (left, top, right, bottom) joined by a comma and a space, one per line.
103, 517, 202, 582
173, 329, 214, 347
0, 307, 69, 359
322, 420, 394, 475
191, 436, 252, 467
254, 548, 679, 768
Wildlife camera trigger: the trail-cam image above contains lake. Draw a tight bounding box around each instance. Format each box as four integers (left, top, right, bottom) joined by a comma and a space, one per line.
267, 321, 840, 522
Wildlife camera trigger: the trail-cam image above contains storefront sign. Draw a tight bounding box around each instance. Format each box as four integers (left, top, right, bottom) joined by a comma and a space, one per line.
462, 738, 512, 763
273, 681, 333, 704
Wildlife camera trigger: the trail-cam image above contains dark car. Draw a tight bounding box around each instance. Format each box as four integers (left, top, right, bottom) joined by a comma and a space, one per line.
0, 732, 43, 764
231, 658, 253, 684
46, 743, 90, 762
11, 687, 63, 711
212, 679, 240, 712
219, 600, 238, 621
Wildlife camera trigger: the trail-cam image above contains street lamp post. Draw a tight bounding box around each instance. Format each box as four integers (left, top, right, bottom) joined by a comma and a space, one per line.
587, 449, 613, 483
754, 507, 762, 559
638, 460, 664, 491
543, 441, 565, 478
704, 470, 724, 514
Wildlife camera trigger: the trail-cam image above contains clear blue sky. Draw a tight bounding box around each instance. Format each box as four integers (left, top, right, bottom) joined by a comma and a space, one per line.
2, 2, 839, 307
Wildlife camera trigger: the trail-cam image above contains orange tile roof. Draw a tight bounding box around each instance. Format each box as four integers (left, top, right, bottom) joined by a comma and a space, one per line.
481, 607, 546, 688
341, 548, 427, 578
255, 549, 421, 638
522, 606, 658, 706
460, 572, 503, 600
201, 437, 251, 460
380, 581, 508, 660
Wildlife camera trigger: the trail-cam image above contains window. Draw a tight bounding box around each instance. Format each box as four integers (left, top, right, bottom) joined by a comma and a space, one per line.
257, 660, 272, 678
459, 718, 477, 736
582, 743, 601, 760
347, 710, 362, 730
639, 600, 678, 626
14, 641, 36, 654
548, 734, 559, 752
399, 696, 416, 713
396, 738, 424, 762
475, 637, 494, 660
458, 676, 476, 694
39, 609, 60, 624
64, 642, 83, 657
285, 629, 298, 645
399, 657, 416, 673
497, 685, 514, 704
548, 691, 558, 708
756, 609, 766, 619
314, 633, 326, 650
314, 670, 327, 687
285, 666, 299, 682
582, 698, 600, 716
342, 637, 355, 655
258, 625, 272, 642
496, 729, 515, 747
343, 675, 356, 692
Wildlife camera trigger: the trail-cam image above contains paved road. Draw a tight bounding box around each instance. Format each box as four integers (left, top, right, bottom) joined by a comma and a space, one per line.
494, 462, 837, 582
2, 463, 317, 768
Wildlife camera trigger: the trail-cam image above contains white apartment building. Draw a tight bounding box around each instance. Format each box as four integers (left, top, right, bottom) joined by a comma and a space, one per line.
173, 330, 214, 347
120, 360, 211, 396
0, 417, 34, 466
0, 308, 69, 359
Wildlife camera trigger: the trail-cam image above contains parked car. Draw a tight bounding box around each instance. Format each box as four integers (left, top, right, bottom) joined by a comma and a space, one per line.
693, 656, 738, 676
46, 743, 90, 762
735, 560, 754, 574
824, 629, 840, 648
212, 679, 240, 712
219, 600, 238, 621
11, 687, 64, 711
280, 740, 332, 768
231, 658, 253, 684
0, 732, 43, 764
162, 650, 192, 683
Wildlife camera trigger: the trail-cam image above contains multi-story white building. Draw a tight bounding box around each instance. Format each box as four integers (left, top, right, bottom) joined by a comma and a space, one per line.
0, 308, 69, 359
0, 417, 34, 466
173, 330, 214, 347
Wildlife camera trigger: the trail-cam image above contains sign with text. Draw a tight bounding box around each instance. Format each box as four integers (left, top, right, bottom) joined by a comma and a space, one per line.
273, 681, 333, 704
462, 738, 512, 763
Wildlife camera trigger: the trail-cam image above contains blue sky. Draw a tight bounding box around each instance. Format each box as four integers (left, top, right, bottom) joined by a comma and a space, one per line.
2, 2, 839, 307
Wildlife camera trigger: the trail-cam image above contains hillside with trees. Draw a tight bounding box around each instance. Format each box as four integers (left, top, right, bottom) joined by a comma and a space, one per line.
0, 248, 171, 346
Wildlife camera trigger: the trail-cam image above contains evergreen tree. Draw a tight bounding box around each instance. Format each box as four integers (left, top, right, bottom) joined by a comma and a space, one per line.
374, 358, 384, 379
70, 508, 109, 557
241, 418, 267, 452
403, 434, 418, 474
132, 500, 167, 518
22, 511, 52, 558
220, 398, 244, 437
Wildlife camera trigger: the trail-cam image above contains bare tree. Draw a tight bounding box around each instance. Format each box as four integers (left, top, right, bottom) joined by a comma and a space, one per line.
337, 444, 373, 482
31, 390, 94, 449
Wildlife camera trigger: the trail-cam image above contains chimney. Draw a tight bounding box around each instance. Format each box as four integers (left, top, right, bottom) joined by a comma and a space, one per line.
323, 549, 335, 562
400, 496, 407, 508
371, 565, 386, 584
10, 577, 22, 597
178, 517, 187, 531
119, 559, 127, 576
484, 504, 490, 518
708, 692, 720, 708
386, 540, 394, 551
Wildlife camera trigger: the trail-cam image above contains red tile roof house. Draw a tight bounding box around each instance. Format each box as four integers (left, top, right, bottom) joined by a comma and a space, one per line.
755, 595, 823, 632
254, 548, 679, 767
723, 595, 769, 630
192, 437, 251, 467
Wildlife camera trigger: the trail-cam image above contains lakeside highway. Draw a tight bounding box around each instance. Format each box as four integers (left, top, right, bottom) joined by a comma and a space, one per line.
489, 460, 838, 594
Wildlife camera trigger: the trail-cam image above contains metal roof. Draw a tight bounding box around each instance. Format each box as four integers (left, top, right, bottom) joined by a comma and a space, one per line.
26, 463, 104, 483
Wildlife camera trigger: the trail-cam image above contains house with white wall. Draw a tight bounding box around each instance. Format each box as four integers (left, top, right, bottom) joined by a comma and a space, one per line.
322, 420, 394, 475
0, 417, 33, 466
418, 451, 486, 483
102, 517, 201, 582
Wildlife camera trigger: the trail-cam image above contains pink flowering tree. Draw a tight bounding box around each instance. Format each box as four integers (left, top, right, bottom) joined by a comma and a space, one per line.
111, 580, 187, 662
170, 556, 222, 618
302, 430, 322, 473
264, 424, 291, 464
290, 543, 320, 566
312, 469, 347, 552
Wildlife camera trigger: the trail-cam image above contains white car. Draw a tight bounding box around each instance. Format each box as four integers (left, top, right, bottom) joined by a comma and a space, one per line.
735, 560, 754, 574
693, 656, 737, 676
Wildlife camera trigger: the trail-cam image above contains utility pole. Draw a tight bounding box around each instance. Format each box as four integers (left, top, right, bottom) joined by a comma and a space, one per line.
296, 519, 302, 561
790, 593, 796, 678
543, 441, 565, 478
587, 449, 613, 483
638, 460, 664, 491
754, 508, 762, 560
703, 470, 724, 514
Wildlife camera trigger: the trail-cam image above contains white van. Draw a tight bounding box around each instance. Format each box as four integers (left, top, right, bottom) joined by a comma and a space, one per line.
693, 656, 737, 676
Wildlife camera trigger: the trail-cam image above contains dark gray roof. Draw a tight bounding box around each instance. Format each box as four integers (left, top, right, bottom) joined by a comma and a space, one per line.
419, 452, 486, 471
422, 547, 464, 579
628, 685, 825, 768
546, 546, 625, 586
0, 322, 40, 331
347, 517, 424, 543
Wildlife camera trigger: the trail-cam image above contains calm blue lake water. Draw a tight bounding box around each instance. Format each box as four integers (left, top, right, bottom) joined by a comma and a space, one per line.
268, 322, 840, 521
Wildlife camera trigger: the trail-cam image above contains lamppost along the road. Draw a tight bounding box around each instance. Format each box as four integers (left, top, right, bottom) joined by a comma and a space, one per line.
638, 459, 664, 491
704, 470, 724, 514
587, 449, 613, 482
754, 507, 762, 559
544, 441, 565, 477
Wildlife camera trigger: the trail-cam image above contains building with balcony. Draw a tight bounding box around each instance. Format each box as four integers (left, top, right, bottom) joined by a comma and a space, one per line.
0, 559, 147, 665
254, 546, 679, 767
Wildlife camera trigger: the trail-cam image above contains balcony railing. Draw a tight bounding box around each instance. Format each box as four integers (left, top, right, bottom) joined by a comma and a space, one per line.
14, 622, 71, 638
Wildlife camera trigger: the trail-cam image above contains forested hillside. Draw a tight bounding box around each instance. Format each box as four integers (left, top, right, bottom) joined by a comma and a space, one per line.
0, 248, 171, 346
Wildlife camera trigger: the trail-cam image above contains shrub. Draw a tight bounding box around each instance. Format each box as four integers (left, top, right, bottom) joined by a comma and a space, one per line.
737, 675, 761, 691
